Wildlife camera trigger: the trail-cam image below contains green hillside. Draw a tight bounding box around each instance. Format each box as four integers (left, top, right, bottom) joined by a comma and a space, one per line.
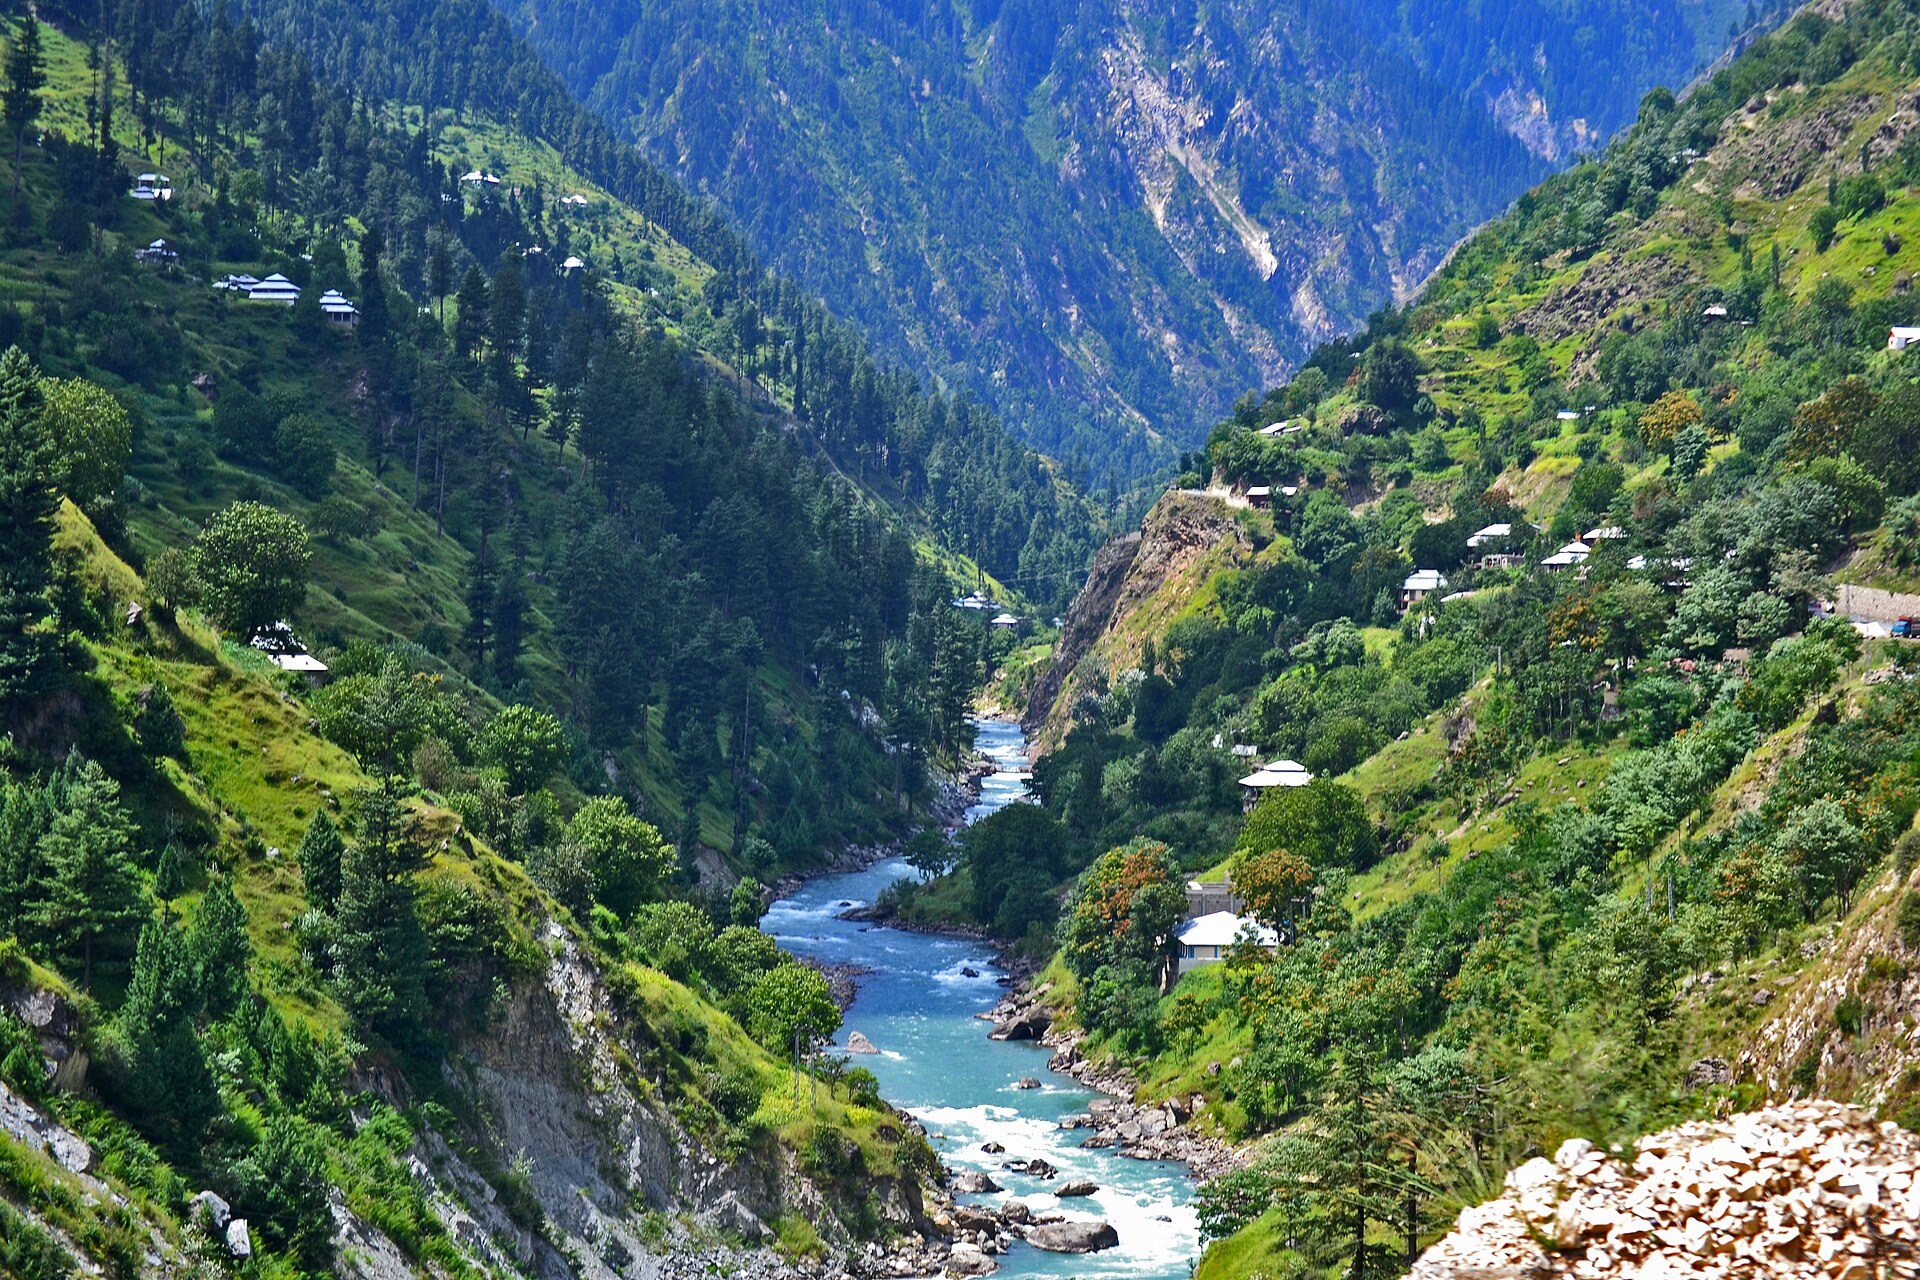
896, 4, 1920, 1276
0, 2, 1076, 1275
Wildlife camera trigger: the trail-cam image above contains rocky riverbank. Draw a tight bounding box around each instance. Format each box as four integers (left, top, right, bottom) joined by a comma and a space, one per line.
983, 982, 1240, 1181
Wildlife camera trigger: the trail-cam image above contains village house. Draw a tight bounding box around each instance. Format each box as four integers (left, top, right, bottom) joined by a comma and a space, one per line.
1175, 911, 1278, 975
1890, 326, 1920, 352
318, 290, 359, 327
1246, 485, 1271, 509
561, 255, 587, 273
1541, 539, 1591, 570
130, 173, 173, 201
1401, 568, 1448, 609
1237, 758, 1312, 810
989, 612, 1019, 630
246, 274, 301, 305
134, 238, 179, 266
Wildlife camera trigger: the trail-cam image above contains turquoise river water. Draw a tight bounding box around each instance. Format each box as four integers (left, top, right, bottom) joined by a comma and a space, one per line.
763, 718, 1201, 1279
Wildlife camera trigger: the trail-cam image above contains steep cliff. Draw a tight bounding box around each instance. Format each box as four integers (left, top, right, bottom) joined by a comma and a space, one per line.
1026, 490, 1272, 753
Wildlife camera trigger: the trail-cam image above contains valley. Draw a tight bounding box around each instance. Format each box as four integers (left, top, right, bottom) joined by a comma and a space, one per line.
3, 1, 1920, 1280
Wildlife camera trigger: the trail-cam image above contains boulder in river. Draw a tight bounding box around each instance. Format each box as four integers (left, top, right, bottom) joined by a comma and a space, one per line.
1001, 1200, 1031, 1224
1026, 1221, 1119, 1253
845, 1031, 878, 1054
981, 1141, 1005, 1154
988, 1008, 1051, 1041
1025, 1158, 1057, 1179
951, 1170, 1001, 1194
944, 1242, 995, 1276
1055, 1180, 1097, 1197
961, 966, 980, 977
1015, 1076, 1041, 1090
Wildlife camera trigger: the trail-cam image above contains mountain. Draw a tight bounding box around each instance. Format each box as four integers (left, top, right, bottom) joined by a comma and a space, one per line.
889, 2, 1920, 1274
0, 1, 1084, 1274
491, 0, 1767, 476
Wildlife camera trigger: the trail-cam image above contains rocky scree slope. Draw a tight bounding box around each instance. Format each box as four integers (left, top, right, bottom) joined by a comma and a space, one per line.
1412, 1102, 1920, 1278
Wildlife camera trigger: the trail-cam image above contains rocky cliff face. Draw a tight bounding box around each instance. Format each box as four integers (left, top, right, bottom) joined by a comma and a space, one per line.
1026, 490, 1259, 753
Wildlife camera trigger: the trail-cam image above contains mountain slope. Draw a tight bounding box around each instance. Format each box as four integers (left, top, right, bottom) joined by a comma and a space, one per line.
896, 3, 1920, 1276
492, 0, 1765, 474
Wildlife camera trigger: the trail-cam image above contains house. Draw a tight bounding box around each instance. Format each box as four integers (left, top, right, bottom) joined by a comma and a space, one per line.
1466, 522, 1512, 549
246, 274, 301, 305
130, 173, 173, 201
990, 612, 1019, 630
952, 593, 993, 610
561, 255, 587, 273
1401, 568, 1449, 608
134, 238, 178, 265
212, 273, 259, 292
1556, 409, 1582, 422
318, 290, 358, 327
1890, 326, 1920, 352
1175, 912, 1278, 974
1584, 526, 1627, 542
559, 194, 590, 208
460, 171, 503, 189
1238, 759, 1312, 809
248, 624, 330, 685
1229, 743, 1259, 759
1185, 879, 1244, 920
1703, 304, 1729, 321
1541, 540, 1591, 570
1258, 419, 1291, 436
1246, 485, 1271, 509
1280, 485, 1300, 498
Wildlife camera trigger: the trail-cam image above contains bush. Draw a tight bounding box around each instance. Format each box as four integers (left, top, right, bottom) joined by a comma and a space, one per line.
1897, 890, 1920, 951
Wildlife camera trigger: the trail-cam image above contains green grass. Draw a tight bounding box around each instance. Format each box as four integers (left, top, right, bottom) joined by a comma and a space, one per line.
1192, 1207, 1304, 1280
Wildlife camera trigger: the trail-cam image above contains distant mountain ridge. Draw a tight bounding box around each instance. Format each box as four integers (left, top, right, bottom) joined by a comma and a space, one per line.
494, 0, 1765, 475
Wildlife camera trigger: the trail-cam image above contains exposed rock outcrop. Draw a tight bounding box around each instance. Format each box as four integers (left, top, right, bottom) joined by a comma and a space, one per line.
1413, 1102, 1920, 1279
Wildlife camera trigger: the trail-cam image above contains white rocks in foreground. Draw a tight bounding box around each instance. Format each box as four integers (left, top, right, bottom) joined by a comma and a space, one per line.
1413, 1101, 1920, 1280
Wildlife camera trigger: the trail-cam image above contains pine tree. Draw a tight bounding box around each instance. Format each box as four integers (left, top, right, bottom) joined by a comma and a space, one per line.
114, 918, 216, 1150
188, 877, 251, 1019
296, 812, 345, 913
332, 783, 429, 1036
3, 14, 44, 199
357, 224, 389, 340
27, 758, 148, 988
153, 842, 186, 916
0, 776, 50, 935
426, 231, 453, 323
0, 345, 54, 708
491, 563, 528, 688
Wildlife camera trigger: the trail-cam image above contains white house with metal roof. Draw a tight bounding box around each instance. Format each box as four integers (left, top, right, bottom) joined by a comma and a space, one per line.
1176, 911, 1279, 973
247, 274, 301, 305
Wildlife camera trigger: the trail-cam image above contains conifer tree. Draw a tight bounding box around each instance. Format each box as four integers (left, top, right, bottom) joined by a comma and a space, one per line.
3, 14, 43, 199
0, 345, 54, 707
152, 842, 186, 916
114, 918, 215, 1150
188, 877, 251, 1019
27, 758, 147, 988
296, 812, 345, 913
332, 783, 429, 1036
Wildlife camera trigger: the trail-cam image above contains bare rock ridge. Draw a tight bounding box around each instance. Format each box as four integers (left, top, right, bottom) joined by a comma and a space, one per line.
1413, 1102, 1920, 1279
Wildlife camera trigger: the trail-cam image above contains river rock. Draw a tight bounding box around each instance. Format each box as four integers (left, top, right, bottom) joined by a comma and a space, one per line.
951, 1170, 1001, 1194
845, 1031, 879, 1054
1025, 1158, 1056, 1179
1001, 1200, 1031, 1224
945, 1242, 994, 1276
950, 1205, 997, 1233
961, 967, 980, 978
1055, 1180, 1097, 1197
1025, 1220, 1119, 1253
981, 1141, 1005, 1154
1015, 1076, 1041, 1090
988, 1008, 1051, 1041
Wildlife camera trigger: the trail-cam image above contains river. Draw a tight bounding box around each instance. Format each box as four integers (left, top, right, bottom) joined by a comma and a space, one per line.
763, 718, 1202, 1279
